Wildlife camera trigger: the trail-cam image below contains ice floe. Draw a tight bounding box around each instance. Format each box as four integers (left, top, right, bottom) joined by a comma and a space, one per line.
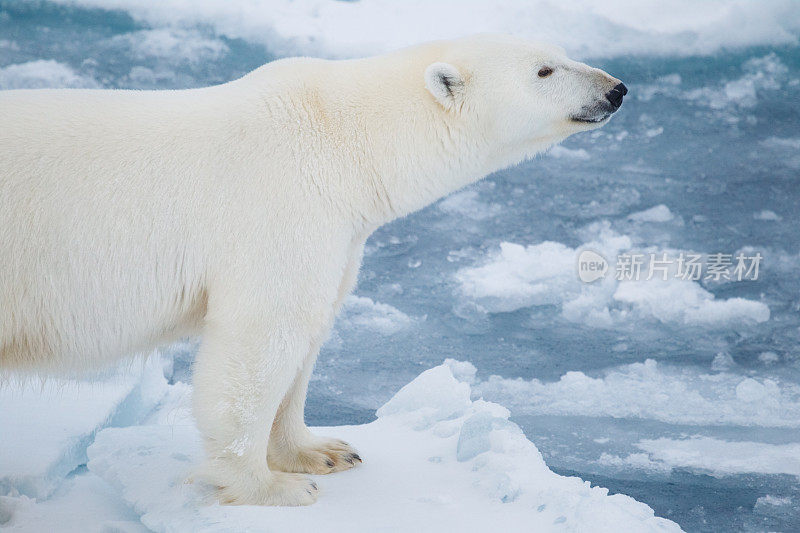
83, 360, 681, 532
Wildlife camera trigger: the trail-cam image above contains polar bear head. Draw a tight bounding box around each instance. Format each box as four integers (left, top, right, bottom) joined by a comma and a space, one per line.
423, 34, 626, 163
316, 34, 628, 222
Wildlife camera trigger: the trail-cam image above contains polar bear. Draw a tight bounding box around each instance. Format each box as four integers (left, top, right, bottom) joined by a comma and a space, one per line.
0, 34, 625, 505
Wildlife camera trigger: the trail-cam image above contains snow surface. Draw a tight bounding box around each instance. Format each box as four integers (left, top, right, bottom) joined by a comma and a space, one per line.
81, 360, 680, 532
0, 474, 148, 533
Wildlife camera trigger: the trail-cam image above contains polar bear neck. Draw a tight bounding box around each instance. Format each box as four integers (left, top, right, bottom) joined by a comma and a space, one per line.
240, 52, 538, 233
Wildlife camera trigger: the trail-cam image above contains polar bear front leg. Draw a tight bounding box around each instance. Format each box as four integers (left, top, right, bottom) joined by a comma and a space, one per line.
268, 239, 365, 475
193, 312, 319, 506
267, 346, 362, 475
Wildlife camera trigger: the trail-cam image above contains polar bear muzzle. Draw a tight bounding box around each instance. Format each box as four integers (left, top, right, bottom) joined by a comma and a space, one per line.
571, 80, 628, 124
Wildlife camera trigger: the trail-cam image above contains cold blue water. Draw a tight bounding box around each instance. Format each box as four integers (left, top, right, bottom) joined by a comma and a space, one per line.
2, 2, 799, 531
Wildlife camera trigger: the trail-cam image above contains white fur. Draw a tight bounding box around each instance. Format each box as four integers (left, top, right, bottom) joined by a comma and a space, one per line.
0, 34, 622, 505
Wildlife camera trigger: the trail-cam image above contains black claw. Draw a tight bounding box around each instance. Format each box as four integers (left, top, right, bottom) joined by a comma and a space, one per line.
310, 482, 318, 490
326, 459, 335, 468
352, 454, 362, 463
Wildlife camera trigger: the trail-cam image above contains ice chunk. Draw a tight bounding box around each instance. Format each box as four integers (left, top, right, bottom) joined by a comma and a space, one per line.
337, 295, 415, 335
87, 362, 681, 532
0, 60, 98, 90
758, 351, 781, 365
456, 411, 522, 462
443, 358, 477, 385
0, 355, 168, 499
628, 205, 674, 222
547, 145, 591, 160
753, 210, 782, 221
760, 137, 800, 150
455, 230, 768, 329
685, 54, 789, 109
596, 452, 674, 474
636, 437, 800, 476
711, 351, 735, 371
756, 495, 792, 506
438, 189, 502, 220
474, 359, 800, 428
613, 278, 770, 327
455, 240, 581, 313
108, 29, 228, 62
376, 364, 472, 429
645, 127, 664, 138
454, 227, 632, 319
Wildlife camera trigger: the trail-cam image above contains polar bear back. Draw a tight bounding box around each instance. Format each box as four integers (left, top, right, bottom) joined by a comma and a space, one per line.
0, 86, 262, 371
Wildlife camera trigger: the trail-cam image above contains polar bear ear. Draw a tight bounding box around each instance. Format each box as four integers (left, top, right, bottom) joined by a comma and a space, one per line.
425, 62, 465, 111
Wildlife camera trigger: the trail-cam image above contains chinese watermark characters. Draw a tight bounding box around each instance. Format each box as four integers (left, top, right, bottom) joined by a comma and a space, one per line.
578, 251, 762, 283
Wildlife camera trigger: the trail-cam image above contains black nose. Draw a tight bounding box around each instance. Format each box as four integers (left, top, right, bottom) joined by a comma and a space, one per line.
605, 82, 627, 109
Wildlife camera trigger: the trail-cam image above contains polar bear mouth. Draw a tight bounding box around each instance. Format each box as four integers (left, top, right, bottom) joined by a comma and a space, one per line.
570, 102, 615, 124
570, 113, 611, 124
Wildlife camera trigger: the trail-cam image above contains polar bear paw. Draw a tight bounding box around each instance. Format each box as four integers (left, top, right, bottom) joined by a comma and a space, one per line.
269, 436, 362, 475
217, 471, 319, 506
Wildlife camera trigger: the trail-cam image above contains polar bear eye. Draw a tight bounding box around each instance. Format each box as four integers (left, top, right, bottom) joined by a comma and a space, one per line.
538, 67, 554, 78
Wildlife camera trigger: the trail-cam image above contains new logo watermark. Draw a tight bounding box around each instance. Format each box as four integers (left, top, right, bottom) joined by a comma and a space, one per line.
577, 250, 609, 283
576, 250, 762, 283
